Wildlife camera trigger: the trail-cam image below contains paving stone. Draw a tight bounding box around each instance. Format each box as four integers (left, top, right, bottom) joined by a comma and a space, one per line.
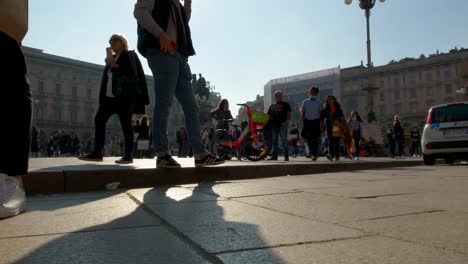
233, 192, 429, 224
126, 187, 225, 204
0, 196, 161, 238
185, 182, 300, 198
218, 236, 468, 264
0, 226, 210, 264
347, 211, 468, 254
372, 191, 468, 213
147, 200, 363, 253
232, 176, 348, 190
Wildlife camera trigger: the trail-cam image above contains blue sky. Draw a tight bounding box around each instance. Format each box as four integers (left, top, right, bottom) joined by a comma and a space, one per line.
24, 0, 468, 114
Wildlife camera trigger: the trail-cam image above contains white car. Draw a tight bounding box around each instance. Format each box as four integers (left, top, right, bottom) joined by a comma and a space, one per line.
421, 101, 468, 165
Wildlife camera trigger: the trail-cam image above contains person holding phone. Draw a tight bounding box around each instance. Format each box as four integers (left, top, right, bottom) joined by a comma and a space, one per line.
134, 0, 224, 168
79, 34, 149, 164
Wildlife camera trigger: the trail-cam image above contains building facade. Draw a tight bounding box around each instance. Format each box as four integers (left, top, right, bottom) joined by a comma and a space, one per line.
341, 48, 468, 130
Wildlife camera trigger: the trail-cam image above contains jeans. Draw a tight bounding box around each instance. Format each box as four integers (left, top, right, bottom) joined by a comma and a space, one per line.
303, 119, 321, 157
147, 50, 208, 158
327, 133, 341, 159
272, 126, 289, 159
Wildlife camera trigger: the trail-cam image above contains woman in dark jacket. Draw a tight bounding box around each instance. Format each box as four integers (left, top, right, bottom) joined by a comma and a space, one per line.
393, 115, 405, 158
79, 34, 149, 164
321, 96, 345, 161
210, 99, 233, 130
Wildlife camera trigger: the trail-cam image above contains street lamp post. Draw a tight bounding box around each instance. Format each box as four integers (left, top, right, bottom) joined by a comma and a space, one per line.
345, 0, 386, 123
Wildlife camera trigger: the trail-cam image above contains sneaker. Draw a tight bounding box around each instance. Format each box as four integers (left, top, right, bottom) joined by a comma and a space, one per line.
326, 154, 333, 161
115, 157, 133, 164
156, 155, 181, 169
284, 157, 289, 161
78, 153, 103, 162
267, 157, 278, 161
312, 156, 318, 161
0, 174, 26, 219
195, 154, 225, 167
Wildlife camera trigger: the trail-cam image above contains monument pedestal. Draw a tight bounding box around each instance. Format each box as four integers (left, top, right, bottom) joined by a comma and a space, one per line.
361, 122, 387, 157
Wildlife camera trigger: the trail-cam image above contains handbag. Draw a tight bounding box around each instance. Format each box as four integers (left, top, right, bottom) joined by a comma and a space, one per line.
137, 139, 150, 150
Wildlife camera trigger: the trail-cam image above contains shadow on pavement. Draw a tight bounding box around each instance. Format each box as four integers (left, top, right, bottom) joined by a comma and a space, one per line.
9, 182, 284, 264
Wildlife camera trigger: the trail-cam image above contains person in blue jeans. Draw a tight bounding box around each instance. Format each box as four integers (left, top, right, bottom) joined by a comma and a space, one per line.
134, 0, 224, 168
267, 90, 292, 161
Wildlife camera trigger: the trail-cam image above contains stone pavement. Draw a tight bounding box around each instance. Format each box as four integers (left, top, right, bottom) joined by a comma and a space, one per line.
24, 157, 423, 194
1, 165, 468, 263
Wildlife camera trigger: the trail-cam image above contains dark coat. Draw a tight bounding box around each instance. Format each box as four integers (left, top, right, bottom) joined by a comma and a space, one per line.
99, 50, 150, 114
321, 105, 344, 136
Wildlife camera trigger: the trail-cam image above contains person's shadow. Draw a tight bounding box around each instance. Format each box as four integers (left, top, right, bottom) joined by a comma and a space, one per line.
5, 182, 284, 264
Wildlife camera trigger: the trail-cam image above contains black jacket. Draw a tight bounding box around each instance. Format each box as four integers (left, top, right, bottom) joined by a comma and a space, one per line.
99, 50, 150, 114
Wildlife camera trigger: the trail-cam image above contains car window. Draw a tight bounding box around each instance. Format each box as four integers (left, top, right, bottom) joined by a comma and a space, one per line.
431, 104, 468, 123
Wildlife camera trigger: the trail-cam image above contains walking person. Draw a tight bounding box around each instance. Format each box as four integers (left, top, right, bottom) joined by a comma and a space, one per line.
386, 128, 396, 158
267, 90, 292, 161
30, 123, 40, 157
300, 86, 323, 161
348, 111, 363, 160
210, 99, 233, 130
289, 124, 299, 158
393, 115, 405, 158
321, 96, 345, 161
79, 34, 150, 164
136, 115, 151, 158
0, 0, 30, 219
410, 126, 421, 157
134, 0, 224, 168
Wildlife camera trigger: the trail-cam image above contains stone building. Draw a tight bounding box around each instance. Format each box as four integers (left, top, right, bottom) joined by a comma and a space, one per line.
341, 48, 468, 130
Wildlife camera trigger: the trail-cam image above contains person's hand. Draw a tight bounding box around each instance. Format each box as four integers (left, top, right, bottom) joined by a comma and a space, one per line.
105, 57, 118, 68
159, 32, 177, 55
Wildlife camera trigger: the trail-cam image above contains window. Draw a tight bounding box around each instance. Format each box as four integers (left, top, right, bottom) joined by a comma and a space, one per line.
443, 66, 452, 81
409, 102, 418, 113
394, 103, 402, 113
87, 88, 92, 100
394, 90, 401, 100
379, 80, 386, 89
427, 87, 434, 96
54, 111, 61, 121
72, 86, 78, 97
70, 111, 77, 122
445, 84, 452, 94
380, 92, 385, 102
408, 72, 417, 85
379, 105, 386, 117
410, 89, 417, 98
425, 72, 433, 82
38, 80, 44, 94
393, 78, 401, 87
56, 83, 62, 96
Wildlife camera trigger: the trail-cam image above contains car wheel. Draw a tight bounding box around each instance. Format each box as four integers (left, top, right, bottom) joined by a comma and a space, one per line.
423, 154, 435, 166
444, 157, 455, 164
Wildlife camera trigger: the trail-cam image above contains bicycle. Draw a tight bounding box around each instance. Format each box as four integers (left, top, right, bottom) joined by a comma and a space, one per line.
211, 104, 271, 161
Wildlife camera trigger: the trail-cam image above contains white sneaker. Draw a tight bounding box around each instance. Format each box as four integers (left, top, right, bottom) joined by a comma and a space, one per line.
0, 174, 26, 219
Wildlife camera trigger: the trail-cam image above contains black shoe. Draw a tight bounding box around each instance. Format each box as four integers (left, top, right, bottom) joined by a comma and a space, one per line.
326, 154, 333, 162
156, 155, 181, 169
284, 157, 289, 161
195, 154, 225, 167
312, 156, 318, 161
78, 153, 103, 162
115, 157, 133, 164
267, 157, 278, 161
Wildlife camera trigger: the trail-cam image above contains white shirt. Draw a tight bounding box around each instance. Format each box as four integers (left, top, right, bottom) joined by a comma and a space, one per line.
106, 54, 120, 98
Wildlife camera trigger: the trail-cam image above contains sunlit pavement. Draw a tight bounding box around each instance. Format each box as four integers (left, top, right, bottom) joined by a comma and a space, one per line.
2, 164, 468, 263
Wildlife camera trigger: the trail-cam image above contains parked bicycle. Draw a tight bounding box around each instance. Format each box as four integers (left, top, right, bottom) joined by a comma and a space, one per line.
211, 104, 271, 161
